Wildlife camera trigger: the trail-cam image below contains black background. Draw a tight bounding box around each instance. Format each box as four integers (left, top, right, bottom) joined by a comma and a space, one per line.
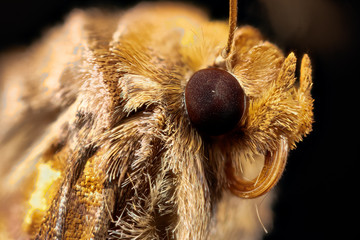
0, 0, 358, 239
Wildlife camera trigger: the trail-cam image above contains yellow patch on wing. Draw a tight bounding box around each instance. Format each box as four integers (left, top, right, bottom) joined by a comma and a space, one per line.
23, 163, 61, 232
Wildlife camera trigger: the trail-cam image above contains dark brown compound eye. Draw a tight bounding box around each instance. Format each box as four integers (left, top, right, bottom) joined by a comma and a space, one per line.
185, 68, 246, 136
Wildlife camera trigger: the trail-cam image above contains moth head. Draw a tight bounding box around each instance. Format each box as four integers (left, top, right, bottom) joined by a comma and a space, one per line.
112, 0, 313, 201
183, 0, 313, 199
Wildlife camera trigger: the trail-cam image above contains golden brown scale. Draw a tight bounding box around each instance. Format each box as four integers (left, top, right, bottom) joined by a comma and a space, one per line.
0, 1, 313, 239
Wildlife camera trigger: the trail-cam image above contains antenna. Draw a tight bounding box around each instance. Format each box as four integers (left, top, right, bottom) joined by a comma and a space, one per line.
222, 0, 238, 59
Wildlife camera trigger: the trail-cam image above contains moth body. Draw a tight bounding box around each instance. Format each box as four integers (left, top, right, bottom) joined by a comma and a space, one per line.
0, 2, 313, 239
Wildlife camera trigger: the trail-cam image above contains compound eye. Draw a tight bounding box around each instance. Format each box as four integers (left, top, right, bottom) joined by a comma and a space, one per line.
185, 68, 246, 136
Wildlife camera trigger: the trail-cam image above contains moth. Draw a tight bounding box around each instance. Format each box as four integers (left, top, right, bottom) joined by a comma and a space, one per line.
0, 0, 313, 239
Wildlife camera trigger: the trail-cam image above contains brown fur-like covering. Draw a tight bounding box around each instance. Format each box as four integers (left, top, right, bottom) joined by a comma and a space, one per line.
0, 2, 313, 240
